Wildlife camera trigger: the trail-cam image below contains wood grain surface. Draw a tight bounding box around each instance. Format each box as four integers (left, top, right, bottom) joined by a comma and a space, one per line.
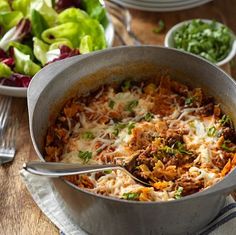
0, 0, 236, 234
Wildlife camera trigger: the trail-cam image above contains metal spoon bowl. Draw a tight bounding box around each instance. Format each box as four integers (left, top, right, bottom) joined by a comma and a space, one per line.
23, 162, 151, 187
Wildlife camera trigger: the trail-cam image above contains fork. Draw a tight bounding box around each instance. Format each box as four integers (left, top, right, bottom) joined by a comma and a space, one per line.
104, 0, 142, 45
0, 117, 17, 165
0, 96, 12, 131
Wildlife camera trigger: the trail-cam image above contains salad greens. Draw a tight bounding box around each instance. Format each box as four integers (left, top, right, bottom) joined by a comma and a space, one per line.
14, 48, 41, 77
173, 19, 233, 63
0, 62, 12, 78
0, 11, 24, 31
82, 0, 107, 25
0, 0, 108, 87
31, 9, 49, 39
33, 37, 49, 65
0, 1, 11, 12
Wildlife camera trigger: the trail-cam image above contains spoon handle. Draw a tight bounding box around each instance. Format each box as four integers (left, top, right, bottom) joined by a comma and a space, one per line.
23, 162, 121, 177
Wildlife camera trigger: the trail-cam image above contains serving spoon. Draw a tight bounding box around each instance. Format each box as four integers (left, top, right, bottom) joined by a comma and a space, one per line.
23, 161, 151, 187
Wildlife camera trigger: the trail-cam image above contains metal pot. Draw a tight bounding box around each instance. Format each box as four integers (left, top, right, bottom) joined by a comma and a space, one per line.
27, 46, 236, 235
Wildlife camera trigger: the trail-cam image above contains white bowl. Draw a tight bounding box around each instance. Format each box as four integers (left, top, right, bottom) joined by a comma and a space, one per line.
164, 19, 236, 67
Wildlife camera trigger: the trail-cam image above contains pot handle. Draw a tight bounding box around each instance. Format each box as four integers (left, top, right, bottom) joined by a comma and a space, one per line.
27, 54, 89, 120
200, 168, 236, 197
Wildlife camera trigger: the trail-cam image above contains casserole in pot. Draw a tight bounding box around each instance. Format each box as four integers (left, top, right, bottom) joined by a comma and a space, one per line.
28, 46, 236, 235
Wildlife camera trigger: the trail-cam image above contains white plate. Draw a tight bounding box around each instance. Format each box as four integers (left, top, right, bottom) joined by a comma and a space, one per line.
123, 0, 207, 7
113, 0, 213, 11
0, 16, 114, 98
127, 0, 203, 5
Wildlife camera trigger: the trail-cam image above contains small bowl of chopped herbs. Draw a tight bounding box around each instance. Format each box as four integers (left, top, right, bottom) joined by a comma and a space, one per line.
164, 19, 236, 66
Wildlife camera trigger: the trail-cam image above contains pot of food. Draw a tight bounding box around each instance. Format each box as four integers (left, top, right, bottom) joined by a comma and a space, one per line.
27, 46, 236, 235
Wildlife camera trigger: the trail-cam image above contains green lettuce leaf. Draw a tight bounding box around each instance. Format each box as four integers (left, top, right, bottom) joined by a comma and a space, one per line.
14, 47, 41, 76
0, 11, 24, 31
81, 0, 106, 23
44, 0, 53, 7
8, 41, 34, 60
80, 18, 106, 50
31, 9, 49, 39
12, 0, 58, 27
30, 0, 58, 27
58, 8, 106, 50
49, 39, 73, 50
33, 37, 49, 65
12, 0, 31, 16
0, 0, 11, 12
58, 7, 89, 24
0, 62, 12, 78
79, 35, 93, 54
41, 22, 81, 48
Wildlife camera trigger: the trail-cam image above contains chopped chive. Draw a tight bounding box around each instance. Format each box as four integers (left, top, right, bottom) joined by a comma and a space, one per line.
122, 192, 139, 200
127, 122, 135, 134
144, 112, 154, 122
219, 115, 231, 126
173, 141, 192, 155
185, 97, 194, 106
121, 80, 131, 91
82, 131, 94, 140
161, 146, 177, 155
108, 99, 115, 109
125, 100, 139, 112
78, 150, 92, 163
173, 19, 232, 63
113, 122, 127, 136
153, 20, 165, 34
174, 186, 183, 199
221, 140, 236, 152
207, 126, 217, 137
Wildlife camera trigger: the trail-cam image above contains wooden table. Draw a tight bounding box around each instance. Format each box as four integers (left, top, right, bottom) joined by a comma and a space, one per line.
0, 0, 236, 234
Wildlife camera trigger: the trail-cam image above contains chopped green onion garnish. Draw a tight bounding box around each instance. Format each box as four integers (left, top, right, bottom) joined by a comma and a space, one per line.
82, 131, 94, 140
113, 122, 127, 136
173, 141, 192, 155
122, 192, 139, 200
173, 19, 232, 63
121, 80, 131, 91
128, 122, 135, 134
219, 115, 231, 126
125, 100, 139, 112
108, 99, 115, 109
104, 170, 112, 174
161, 142, 192, 155
207, 126, 217, 137
185, 97, 194, 106
221, 140, 236, 152
174, 187, 183, 199
78, 151, 92, 163
153, 20, 165, 34
161, 146, 177, 155
144, 112, 154, 122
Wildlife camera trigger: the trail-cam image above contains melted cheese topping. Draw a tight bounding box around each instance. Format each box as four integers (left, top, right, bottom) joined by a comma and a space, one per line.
45, 78, 236, 201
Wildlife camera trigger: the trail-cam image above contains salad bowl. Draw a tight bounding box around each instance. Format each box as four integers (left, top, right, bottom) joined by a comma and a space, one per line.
0, 0, 114, 97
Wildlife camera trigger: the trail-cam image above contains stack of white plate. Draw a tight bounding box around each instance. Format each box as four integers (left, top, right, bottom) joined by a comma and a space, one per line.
112, 0, 213, 12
